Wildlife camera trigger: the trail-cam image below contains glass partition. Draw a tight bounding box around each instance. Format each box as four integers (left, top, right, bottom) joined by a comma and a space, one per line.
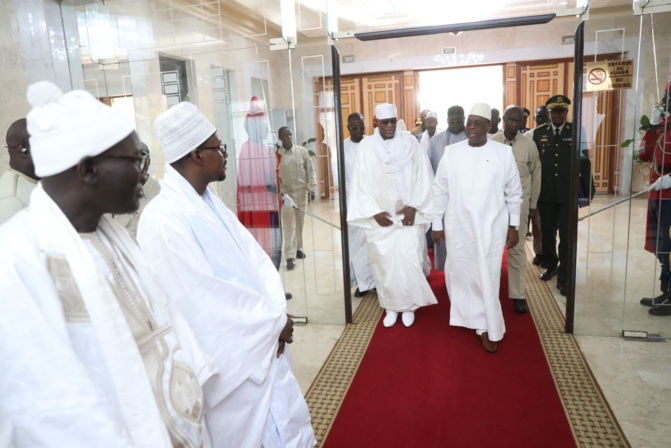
74, 0, 347, 324
576, 11, 671, 339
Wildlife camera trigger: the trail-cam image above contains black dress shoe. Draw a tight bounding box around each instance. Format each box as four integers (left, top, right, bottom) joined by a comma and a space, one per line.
640, 293, 667, 307
540, 268, 557, 281
512, 299, 528, 314
296, 250, 306, 259
354, 288, 365, 298
285, 293, 293, 300
532, 255, 543, 266
557, 283, 568, 296
287, 258, 295, 270
649, 299, 671, 316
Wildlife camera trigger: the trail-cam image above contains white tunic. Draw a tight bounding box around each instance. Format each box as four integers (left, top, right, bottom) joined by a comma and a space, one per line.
344, 137, 375, 291
348, 129, 437, 312
0, 185, 215, 448
432, 139, 522, 341
138, 165, 315, 448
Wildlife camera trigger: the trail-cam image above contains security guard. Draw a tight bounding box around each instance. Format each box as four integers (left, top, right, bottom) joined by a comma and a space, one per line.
533, 95, 592, 296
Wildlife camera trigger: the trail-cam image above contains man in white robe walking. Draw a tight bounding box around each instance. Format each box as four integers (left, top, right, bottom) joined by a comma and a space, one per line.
432, 103, 523, 353
348, 103, 437, 328
137, 102, 316, 448
344, 112, 375, 298
0, 82, 213, 447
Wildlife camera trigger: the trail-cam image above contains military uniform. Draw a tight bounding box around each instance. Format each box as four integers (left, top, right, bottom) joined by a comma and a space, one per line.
533, 95, 593, 292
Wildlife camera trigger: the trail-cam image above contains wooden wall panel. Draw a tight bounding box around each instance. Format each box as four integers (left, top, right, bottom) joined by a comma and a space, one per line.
520, 62, 566, 124
362, 74, 402, 131
403, 70, 417, 130
504, 62, 517, 109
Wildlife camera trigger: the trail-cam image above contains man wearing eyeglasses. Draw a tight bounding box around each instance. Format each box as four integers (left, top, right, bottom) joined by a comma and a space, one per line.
138, 102, 315, 447
0, 82, 211, 447
112, 142, 160, 237
348, 103, 437, 328
0, 118, 39, 224
344, 112, 375, 298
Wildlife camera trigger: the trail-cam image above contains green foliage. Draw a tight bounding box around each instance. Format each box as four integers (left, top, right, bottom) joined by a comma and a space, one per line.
621, 114, 651, 162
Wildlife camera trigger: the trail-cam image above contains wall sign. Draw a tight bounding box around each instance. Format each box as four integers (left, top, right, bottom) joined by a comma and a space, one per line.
585, 60, 634, 92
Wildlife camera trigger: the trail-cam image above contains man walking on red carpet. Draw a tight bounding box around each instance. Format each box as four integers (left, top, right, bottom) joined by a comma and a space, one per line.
432, 103, 522, 353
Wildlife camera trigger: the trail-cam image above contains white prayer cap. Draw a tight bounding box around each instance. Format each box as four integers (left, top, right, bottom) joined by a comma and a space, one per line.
469, 103, 492, 121
154, 102, 217, 164
426, 111, 438, 119
375, 103, 397, 120
26, 81, 135, 177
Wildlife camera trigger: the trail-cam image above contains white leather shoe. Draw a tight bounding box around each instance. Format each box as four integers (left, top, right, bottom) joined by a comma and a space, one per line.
383, 310, 398, 327
401, 311, 415, 327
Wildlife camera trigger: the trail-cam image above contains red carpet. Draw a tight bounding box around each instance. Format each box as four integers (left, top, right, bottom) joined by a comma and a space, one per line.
324, 251, 576, 448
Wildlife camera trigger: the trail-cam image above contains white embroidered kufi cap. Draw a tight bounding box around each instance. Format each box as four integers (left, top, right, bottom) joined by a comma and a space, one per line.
375, 103, 397, 120
469, 103, 492, 121
26, 81, 135, 177
154, 102, 217, 164
426, 111, 438, 119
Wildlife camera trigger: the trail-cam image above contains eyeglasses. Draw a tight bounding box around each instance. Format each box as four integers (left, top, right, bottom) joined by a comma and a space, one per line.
198, 143, 227, 156
348, 125, 366, 131
378, 119, 397, 126
96, 154, 149, 171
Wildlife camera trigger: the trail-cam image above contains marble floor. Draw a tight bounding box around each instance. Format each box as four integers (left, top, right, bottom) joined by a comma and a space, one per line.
283, 194, 670, 447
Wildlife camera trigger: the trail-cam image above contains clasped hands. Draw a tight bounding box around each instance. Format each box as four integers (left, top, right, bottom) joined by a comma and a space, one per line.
277, 314, 294, 358
373, 206, 417, 227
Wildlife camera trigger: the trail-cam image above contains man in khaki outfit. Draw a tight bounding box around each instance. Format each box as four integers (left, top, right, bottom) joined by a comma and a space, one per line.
492, 106, 541, 313
277, 126, 317, 270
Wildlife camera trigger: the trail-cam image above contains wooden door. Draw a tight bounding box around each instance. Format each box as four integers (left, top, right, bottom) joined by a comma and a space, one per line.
520, 61, 568, 125
361, 74, 403, 131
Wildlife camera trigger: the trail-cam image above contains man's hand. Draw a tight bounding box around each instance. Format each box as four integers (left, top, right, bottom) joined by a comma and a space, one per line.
282, 194, 296, 208
647, 175, 671, 191
529, 208, 537, 219
432, 230, 445, 244
397, 206, 417, 226
507, 227, 519, 249
277, 341, 286, 358
279, 314, 294, 343
309, 191, 316, 202
373, 211, 394, 227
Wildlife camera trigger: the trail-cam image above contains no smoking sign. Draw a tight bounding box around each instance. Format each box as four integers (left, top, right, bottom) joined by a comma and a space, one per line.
586, 60, 634, 92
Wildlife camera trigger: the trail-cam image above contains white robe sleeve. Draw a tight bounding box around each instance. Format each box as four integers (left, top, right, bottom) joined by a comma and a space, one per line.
0, 230, 133, 448
432, 153, 449, 231
407, 137, 434, 223
346, 139, 385, 228
138, 204, 287, 407
504, 150, 523, 226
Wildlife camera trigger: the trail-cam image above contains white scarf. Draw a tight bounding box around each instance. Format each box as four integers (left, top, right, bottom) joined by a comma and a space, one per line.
28, 185, 216, 448
372, 128, 414, 204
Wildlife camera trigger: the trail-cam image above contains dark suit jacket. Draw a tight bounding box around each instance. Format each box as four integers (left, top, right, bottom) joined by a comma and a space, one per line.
533, 122, 594, 205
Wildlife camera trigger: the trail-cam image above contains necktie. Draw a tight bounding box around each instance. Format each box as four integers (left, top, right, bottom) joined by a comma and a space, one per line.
555, 128, 560, 138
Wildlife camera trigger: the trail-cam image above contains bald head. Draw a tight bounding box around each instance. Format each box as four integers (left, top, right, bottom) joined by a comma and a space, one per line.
503, 105, 525, 139
5, 118, 38, 180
